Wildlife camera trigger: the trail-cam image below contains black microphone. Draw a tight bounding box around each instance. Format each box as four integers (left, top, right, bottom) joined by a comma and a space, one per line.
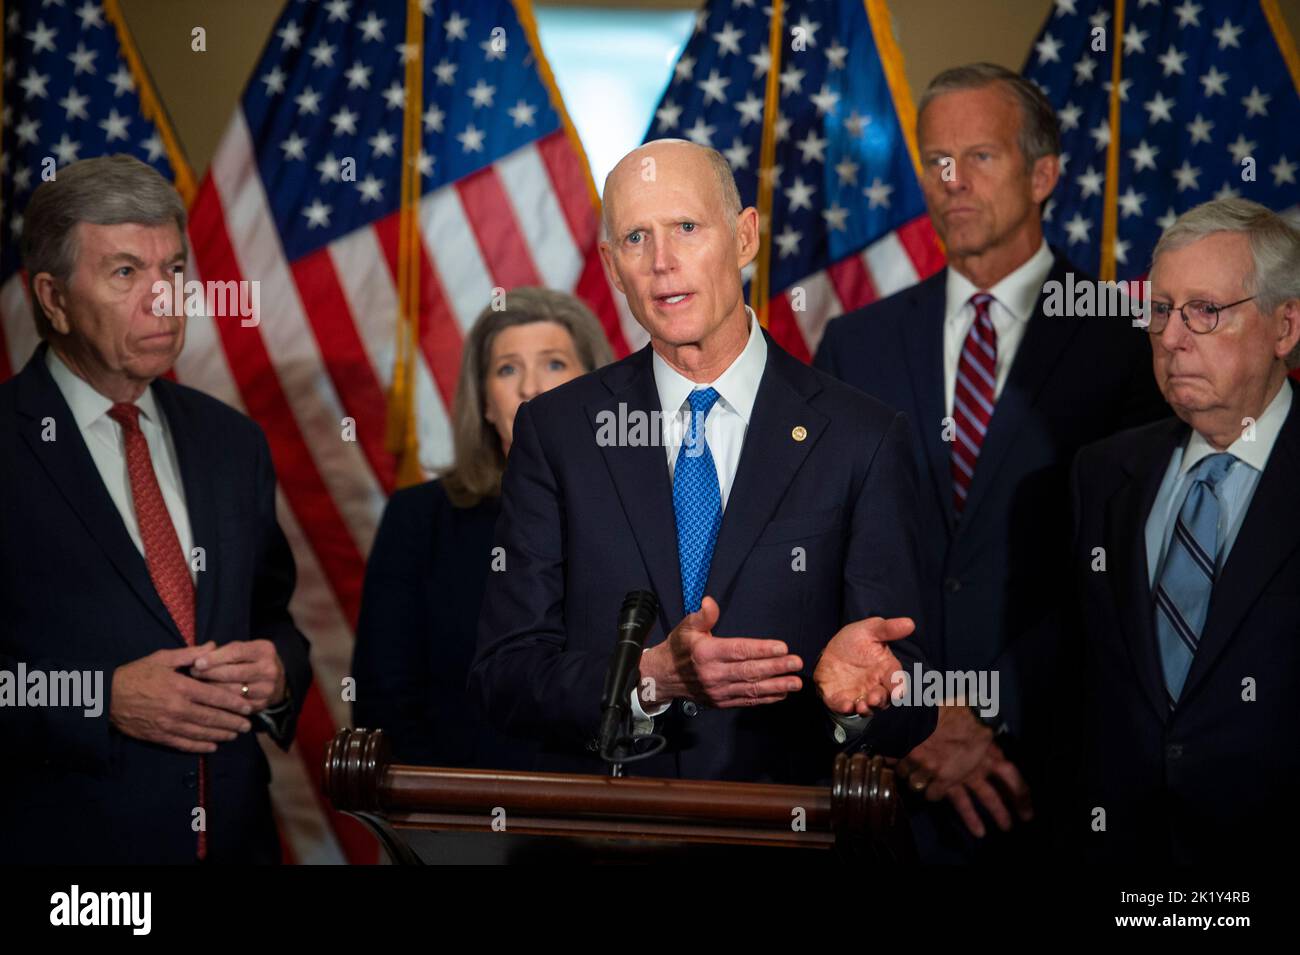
597, 590, 660, 759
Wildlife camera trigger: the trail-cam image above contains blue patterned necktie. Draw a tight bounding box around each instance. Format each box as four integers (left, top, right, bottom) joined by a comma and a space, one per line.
674, 387, 722, 614
1154, 451, 1236, 706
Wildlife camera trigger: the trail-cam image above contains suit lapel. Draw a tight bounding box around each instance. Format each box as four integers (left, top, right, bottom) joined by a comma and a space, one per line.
16, 345, 187, 645
1105, 417, 1186, 723
959, 253, 1085, 526
152, 379, 218, 646
587, 347, 686, 628
901, 273, 955, 531
704, 336, 827, 608
1183, 396, 1300, 702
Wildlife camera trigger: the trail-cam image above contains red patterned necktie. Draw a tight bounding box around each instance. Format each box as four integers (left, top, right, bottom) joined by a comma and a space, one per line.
107, 401, 206, 860
951, 292, 998, 517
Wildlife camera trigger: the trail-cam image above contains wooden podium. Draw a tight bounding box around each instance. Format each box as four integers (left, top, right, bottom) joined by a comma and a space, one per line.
324, 728, 916, 863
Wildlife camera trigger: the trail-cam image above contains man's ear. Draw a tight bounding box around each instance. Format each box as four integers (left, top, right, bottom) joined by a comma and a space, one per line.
735, 207, 760, 270
597, 240, 626, 295
1030, 153, 1060, 205
1275, 298, 1300, 363
29, 272, 72, 335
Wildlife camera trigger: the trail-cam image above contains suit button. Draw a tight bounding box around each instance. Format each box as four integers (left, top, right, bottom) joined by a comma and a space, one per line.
183, 771, 198, 789
944, 577, 962, 593
1167, 743, 1184, 760
681, 701, 699, 718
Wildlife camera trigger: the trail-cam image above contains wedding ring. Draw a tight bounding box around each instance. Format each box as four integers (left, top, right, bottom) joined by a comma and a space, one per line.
241, 683, 250, 698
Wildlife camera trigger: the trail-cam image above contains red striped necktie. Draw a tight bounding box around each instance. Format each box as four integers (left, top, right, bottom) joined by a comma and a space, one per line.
951, 292, 998, 518
108, 401, 207, 861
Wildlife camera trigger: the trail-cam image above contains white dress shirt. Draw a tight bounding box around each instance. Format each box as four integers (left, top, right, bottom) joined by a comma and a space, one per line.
942, 240, 1054, 416
652, 305, 767, 509
630, 309, 766, 726
46, 347, 196, 581
628, 311, 867, 743
1145, 379, 1293, 587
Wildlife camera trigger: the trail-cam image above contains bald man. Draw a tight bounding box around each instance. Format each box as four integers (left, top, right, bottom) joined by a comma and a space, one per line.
471, 140, 937, 783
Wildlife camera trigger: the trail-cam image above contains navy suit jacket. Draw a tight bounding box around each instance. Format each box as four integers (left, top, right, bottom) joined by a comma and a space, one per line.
0, 343, 312, 864
471, 328, 937, 784
1064, 402, 1300, 863
352, 480, 535, 770
814, 249, 1167, 761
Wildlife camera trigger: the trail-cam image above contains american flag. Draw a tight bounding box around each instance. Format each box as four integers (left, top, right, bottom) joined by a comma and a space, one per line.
3, 0, 623, 864
1, 0, 193, 377
648, 0, 945, 362
1024, 0, 1300, 281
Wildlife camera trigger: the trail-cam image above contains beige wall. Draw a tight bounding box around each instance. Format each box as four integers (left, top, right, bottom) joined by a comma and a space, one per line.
120, 0, 1300, 176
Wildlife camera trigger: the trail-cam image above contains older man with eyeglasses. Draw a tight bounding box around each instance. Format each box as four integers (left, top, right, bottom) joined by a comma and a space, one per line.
1059, 197, 1300, 863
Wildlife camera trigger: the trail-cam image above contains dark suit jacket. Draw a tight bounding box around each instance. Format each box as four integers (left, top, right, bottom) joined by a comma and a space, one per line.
471, 329, 938, 784
352, 480, 535, 769
1064, 400, 1300, 863
814, 249, 1167, 769
0, 343, 312, 864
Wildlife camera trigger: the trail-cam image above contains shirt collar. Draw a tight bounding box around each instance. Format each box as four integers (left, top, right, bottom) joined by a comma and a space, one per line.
652, 305, 767, 423
1181, 378, 1293, 476
945, 239, 1054, 324
45, 345, 163, 431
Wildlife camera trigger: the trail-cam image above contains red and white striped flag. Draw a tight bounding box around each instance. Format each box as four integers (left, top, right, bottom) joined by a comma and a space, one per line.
179, 0, 637, 863
4, 0, 630, 863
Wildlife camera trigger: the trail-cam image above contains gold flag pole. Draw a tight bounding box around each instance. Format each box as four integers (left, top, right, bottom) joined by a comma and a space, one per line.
388, 0, 426, 488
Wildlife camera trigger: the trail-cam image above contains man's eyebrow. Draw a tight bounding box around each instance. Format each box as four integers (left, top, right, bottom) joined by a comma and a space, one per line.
98, 251, 187, 268
100, 251, 147, 267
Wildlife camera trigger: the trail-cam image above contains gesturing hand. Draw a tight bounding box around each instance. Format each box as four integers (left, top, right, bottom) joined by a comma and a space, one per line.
814, 616, 914, 716
109, 643, 254, 754
638, 596, 804, 709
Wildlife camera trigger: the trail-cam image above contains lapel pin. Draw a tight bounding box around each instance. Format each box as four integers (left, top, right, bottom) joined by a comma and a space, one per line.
791, 426, 807, 442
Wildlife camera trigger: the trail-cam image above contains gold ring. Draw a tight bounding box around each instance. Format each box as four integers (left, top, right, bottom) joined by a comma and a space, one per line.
909, 775, 929, 793
241, 684, 250, 698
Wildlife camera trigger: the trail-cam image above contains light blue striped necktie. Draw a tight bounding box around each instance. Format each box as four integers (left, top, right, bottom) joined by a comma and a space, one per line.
674, 388, 722, 614
1154, 451, 1236, 706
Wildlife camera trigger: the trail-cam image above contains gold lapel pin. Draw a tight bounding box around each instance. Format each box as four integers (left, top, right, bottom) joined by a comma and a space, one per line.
791, 426, 807, 442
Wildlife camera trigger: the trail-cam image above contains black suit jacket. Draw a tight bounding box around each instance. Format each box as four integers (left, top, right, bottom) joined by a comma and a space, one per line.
352, 480, 535, 769
0, 344, 312, 864
814, 249, 1167, 759
471, 329, 937, 783
1064, 397, 1300, 863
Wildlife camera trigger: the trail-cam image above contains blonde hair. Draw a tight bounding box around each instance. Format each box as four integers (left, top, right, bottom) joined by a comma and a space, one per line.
440, 288, 614, 507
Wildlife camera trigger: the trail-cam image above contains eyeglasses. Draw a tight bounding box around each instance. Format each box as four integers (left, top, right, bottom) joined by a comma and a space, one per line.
1144, 296, 1255, 334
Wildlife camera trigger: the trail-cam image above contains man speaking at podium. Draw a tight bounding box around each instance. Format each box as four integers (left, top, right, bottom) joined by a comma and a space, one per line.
472, 140, 936, 782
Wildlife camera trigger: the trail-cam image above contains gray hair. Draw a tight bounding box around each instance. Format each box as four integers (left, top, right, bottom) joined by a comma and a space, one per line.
20, 154, 188, 339
601, 139, 742, 239
1152, 197, 1300, 367
918, 62, 1061, 165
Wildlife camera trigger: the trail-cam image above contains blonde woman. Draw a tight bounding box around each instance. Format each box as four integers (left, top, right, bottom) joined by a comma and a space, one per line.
352, 288, 613, 767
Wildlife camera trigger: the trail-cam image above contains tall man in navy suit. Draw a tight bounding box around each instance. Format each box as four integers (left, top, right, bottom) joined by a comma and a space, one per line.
814, 64, 1166, 855
0, 155, 312, 863
473, 140, 936, 782
1068, 199, 1300, 863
